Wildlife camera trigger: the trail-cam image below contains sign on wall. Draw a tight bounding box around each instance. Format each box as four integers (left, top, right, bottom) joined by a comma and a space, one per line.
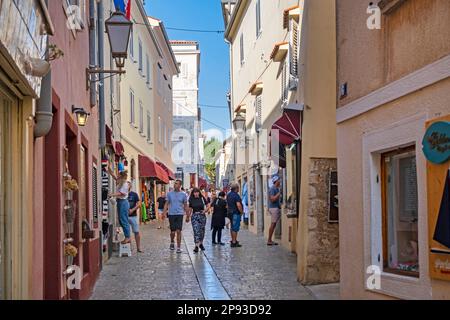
422, 121, 450, 164
427, 115, 450, 281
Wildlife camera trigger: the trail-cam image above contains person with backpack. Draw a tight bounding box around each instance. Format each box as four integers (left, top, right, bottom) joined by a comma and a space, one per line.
188, 187, 210, 253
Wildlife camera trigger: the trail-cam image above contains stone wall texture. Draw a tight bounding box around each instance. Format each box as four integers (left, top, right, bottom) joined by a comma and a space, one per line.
304, 158, 340, 285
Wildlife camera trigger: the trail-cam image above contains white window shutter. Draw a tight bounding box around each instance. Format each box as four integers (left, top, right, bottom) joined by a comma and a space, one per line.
255, 95, 262, 132
281, 60, 288, 103
289, 18, 299, 89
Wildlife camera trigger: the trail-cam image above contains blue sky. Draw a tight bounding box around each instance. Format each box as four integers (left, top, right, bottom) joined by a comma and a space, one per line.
144, 0, 231, 141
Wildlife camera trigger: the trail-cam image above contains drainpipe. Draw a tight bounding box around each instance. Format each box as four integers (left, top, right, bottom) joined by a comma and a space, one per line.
34, 69, 52, 137
34, 0, 53, 138
98, 0, 106, 149
89, 0, 96, 107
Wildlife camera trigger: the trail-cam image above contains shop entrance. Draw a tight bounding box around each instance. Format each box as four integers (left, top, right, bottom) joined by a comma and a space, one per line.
0, 86, 16, 299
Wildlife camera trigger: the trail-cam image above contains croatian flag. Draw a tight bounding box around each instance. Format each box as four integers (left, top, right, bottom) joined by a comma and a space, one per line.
114, 0, 131, 20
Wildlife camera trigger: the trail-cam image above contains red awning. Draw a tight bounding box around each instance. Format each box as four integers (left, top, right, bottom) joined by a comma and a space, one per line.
157, 161, 176, 180
106, 125, 117, 154
198, 177, 207, 188
115, 141, 125, 157
271, 108, 301, 146
138, 155, 169, 184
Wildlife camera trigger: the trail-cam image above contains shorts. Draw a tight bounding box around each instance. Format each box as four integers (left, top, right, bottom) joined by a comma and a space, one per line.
158, 209, 165, 216
168, 215, 184, 231
269, 208, 281, 224
128, 216, 140, 234
231, 214, 242, 232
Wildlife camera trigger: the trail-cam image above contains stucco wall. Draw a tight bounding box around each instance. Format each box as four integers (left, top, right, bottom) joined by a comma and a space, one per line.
338, 78, 450, 299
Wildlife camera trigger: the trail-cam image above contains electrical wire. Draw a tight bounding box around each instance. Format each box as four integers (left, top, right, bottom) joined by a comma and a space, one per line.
198, 104, 229, 109
132, 21, 224, 34
176, 103, 228, 131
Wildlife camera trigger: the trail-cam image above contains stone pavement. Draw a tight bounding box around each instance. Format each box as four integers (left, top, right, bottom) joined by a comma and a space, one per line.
90, 217, 339, 300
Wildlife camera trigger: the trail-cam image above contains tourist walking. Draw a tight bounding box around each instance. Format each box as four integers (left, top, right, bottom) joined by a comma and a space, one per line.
108, 171, 131, 244
267, 176, 282, 246
127, 182, 143, 252
226, 183, 243, 247
188, 188, 209, 253
163, 180, 189, 253
211, 191, 227, 245
156, 191, 167, 229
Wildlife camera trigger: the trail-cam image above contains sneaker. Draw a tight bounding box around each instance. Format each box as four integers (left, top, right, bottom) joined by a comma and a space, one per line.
170, 243, 175, 251
231, 242, 242, 248
176, 248, 182, 254
199, 244, 205, 251
212, 241, 217, 245
219, 242, 225, 246
193, 246, 199, 253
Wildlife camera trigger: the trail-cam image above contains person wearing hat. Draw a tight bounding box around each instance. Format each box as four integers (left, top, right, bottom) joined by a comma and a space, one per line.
268, 175, 282, 246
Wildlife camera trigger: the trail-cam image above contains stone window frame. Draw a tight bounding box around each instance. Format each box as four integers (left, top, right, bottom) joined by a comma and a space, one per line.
362, 113, 431, 299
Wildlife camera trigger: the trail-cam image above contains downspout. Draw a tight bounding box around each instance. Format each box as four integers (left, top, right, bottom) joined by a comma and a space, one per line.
89, 0, 96, 107
34, 0, 53, 138
34, 68, 52, 137
98, 0, 106, 149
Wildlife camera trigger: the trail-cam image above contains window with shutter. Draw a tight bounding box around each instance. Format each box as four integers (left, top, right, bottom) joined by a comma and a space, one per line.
158, 116, 162, 143
255, 95, 262, 133
240, 33, 245, 65
139, 101, 144, 133
146, 54, 150, 86
92, 165, 98, 223
281, 60, 288, 103
256, 0, 262, 38
147, 112, 151, 141
130, 89, 135, 124
289, 18, 299, 89
129, 28, 134, 58
138, 39, 143, 71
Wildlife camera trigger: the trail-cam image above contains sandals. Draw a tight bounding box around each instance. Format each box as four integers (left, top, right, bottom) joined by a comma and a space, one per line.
267, 242, 279, 246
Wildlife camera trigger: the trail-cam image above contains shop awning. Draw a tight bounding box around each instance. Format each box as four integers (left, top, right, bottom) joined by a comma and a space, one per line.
138, 155, 169, 184
106, 125, 117, 154
271, 104, 302, 146
157, 161, 176, 180
115, 141, 125, 157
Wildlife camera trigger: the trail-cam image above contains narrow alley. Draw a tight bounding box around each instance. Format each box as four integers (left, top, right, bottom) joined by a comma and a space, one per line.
90, 219, 339, 300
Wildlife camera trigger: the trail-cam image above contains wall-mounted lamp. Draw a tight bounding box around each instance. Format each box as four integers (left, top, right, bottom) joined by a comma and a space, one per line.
72, 106, 90, 126
86, 11, 132, 89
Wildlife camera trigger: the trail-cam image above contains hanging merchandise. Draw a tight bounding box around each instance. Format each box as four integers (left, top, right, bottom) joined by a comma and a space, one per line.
433, 170, 450, 248
141, 201, 148, 223
118, 160, 125, 173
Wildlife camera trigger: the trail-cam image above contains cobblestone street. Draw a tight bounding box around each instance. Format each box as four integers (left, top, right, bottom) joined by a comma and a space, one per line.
90, 218, 339, 300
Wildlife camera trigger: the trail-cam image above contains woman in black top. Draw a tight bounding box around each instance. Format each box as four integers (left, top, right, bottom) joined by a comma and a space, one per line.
211, 191, 227, 245
188, 188, 209, 253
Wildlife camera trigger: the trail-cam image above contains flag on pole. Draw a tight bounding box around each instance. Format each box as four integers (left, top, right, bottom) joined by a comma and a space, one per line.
114, 0, 131, 20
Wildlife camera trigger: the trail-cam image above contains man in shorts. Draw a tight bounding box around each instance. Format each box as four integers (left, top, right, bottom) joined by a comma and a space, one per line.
127, 182, 143, 252
156, 191, 167, 229
163, 179, 189, 253
226, 183, 243, 247
267, 176, 282, 246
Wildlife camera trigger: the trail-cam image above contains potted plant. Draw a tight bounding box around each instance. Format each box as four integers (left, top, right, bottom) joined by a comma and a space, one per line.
64, 243, 77, 266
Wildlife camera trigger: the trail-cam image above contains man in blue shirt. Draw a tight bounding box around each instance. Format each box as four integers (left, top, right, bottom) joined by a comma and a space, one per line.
163, 179, 189, 253
268, 176, 282, 246
226, 183, 243, 247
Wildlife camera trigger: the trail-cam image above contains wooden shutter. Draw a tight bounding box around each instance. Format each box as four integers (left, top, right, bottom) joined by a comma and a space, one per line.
255, 95, 262, 132
139, 102, 143, 133
281, 60, 288, 103
92, 164, 98, 223
289, 18, 299, 78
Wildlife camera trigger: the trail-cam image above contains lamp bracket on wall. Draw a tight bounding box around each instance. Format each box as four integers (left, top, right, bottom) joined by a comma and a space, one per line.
86, 67, 125, 90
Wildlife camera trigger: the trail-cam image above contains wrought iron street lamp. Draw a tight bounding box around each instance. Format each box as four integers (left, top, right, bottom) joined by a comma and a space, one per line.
72, 106, 90, 126
232, 112, 246, 132
86, 11, 132, 89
